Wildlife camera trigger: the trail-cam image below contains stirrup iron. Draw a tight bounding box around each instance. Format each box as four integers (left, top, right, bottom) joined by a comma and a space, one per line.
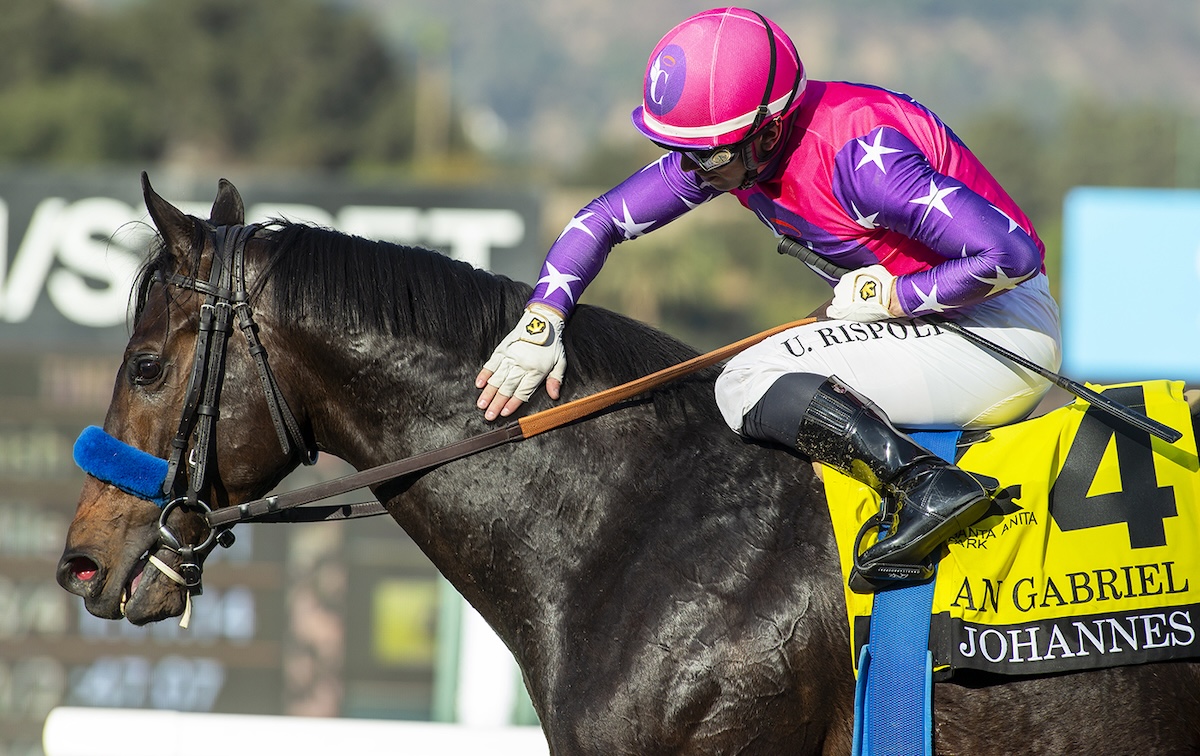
848, 498, 936, 593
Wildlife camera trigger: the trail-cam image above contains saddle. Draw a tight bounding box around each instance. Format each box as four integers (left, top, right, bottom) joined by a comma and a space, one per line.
825, 379, 1200, 679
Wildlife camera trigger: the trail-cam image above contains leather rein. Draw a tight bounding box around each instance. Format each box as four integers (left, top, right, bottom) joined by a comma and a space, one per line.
150, 222, 815, 576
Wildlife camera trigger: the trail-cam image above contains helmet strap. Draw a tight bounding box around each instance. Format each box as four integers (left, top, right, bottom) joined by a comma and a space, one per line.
739, 137, 764, 189
749, 12, 777, 136
739, 12, 782, 189
737, 115, 787, 189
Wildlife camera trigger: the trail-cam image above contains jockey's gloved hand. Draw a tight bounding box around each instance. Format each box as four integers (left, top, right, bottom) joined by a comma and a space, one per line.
827, 264, 899, 322
476, 303, 567, 419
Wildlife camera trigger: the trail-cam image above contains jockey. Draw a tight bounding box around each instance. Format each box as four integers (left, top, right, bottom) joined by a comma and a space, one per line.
476, 7, 1061, 587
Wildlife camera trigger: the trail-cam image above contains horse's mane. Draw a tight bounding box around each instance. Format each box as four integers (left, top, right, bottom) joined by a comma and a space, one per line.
136, 220, 723, 417
259, 223, 527, 361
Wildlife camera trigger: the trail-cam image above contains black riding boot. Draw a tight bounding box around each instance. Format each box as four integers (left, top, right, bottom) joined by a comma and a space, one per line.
742, 373, 993, 586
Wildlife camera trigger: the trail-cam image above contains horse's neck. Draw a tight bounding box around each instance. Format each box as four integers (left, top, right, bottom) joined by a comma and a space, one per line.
296, 326, 576, 624
288, 315, 824, 685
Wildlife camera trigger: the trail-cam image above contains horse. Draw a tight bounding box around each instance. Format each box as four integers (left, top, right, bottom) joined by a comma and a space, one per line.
56, 174, 1200, 754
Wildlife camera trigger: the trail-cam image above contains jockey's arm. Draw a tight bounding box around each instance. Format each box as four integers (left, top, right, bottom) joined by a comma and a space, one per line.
839, 128, 1044, 317
475, 153, 719, 420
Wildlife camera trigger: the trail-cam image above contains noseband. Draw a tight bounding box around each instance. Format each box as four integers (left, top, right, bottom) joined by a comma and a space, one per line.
74, 222, 317, 597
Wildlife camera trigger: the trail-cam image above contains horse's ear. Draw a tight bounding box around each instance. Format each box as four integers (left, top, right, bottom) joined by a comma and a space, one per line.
141, 171, 196, 254
210, 178, 245, 227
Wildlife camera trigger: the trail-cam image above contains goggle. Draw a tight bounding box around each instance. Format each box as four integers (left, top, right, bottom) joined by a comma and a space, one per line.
684, 144, 740, 171
655, 139, 745, 172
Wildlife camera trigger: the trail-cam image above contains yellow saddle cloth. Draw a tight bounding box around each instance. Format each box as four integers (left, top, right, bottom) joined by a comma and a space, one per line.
824, 380, 1200, 679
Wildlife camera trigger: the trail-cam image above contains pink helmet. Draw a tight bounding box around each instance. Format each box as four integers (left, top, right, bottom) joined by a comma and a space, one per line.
632, 8, 806, 150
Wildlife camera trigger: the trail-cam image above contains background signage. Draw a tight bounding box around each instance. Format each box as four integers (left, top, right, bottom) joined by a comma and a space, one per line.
0, 169, 540, 350
0, 169, 540, 756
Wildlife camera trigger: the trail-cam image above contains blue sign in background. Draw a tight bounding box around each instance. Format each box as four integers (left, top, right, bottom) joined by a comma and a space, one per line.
1062, 187, 1200, 383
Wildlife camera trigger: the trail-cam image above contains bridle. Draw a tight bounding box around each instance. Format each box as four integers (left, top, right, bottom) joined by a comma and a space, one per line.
153, 223, 316, 590
73, 218, 817, 626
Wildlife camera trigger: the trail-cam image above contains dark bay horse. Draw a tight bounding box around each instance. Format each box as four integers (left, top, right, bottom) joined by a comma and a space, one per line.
57, 176, 1200, 754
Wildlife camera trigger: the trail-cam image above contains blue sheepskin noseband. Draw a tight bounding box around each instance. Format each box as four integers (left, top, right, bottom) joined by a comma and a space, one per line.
73, 425, 170, 506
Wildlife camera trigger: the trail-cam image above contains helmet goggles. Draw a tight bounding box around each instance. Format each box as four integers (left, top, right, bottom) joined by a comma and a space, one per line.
656, 139, 743, 171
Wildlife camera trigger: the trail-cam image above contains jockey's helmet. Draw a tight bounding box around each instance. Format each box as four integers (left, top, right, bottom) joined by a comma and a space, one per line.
631, 7, 806, 159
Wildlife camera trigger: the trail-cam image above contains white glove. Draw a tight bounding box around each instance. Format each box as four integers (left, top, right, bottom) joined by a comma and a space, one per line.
482, 304, 567, 402
826, 264, 898, 322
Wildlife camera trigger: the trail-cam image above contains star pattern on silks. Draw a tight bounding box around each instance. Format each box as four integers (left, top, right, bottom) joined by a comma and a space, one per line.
855, 128, 903, 173
537, 262, 582, 304
754, 206, 781, 235
612, 200, 655, 240
558, 211, 596, 241
646, 154, 711, 210
972, 265, 1035, 297
909, 179, 960, 226
910, 280, 951, 314
851, 202, 880, 230
644, 154, 670, 172
992, 204, 1021, 233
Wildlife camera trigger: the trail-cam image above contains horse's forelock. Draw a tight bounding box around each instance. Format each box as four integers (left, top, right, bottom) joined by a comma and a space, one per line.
132, 221, 208, 321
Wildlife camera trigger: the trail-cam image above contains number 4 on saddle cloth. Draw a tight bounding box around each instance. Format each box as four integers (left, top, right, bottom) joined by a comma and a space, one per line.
825, 379, 1200, 680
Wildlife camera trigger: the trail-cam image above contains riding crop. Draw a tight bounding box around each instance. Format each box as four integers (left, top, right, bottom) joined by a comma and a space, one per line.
777, 235, 1182, 444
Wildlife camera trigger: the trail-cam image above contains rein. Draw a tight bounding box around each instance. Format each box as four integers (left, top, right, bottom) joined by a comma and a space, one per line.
74, 220, 814, 592
206, 314, 815, 527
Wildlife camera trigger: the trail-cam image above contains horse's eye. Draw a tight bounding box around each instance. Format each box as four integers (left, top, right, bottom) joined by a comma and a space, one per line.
129, 355, 163, 385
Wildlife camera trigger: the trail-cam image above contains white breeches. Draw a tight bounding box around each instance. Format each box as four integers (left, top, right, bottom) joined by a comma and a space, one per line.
715, 274, 1062, 432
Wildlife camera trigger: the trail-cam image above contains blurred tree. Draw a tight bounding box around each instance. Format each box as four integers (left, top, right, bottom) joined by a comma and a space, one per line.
1050, 99, 1183, 191
0, 76, 158, 163
0, 0, 79, 83
963, 98, 1194, 222
0, 0, 430, 170
113, 0, 421, 168
958, 98, 1197, 302
958, 112, 1054, 227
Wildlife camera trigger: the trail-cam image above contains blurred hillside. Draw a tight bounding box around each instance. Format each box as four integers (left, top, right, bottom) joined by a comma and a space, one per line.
4, 0, 1200, 347
354, 0, 1200, 167
350, 0, 1200, 345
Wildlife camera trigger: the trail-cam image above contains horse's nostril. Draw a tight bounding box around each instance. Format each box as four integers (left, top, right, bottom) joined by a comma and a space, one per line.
56, 553, 104, 598
68, 556, 99, 581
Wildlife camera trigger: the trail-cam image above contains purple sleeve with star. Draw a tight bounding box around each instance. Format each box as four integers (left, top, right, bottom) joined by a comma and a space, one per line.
833, 127, 1043, 315
527, 152, 720, 316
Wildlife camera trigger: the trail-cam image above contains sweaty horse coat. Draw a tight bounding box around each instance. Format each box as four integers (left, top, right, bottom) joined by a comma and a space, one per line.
57, 176, 1200, 755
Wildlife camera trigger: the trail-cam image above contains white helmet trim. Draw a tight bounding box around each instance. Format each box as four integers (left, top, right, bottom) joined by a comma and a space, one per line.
642, 73, 807, 140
